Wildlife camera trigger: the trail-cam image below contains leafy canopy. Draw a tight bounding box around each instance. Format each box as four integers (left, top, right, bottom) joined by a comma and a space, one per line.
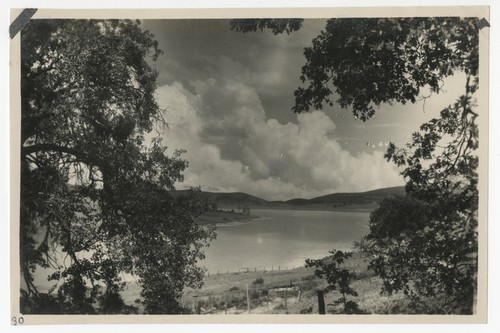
20, 19, 215, 314
293, 18, 479, 121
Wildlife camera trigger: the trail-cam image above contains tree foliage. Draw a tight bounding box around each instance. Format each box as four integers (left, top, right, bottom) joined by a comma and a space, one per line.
366, 195, 477, 313
305, 250, 361, 314
366, 76, 479, 314
20, 19, 215, 314
293, 17, 479, 120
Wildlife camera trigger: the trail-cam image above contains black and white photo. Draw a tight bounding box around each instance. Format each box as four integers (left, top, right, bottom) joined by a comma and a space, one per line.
9, 6, 489, 324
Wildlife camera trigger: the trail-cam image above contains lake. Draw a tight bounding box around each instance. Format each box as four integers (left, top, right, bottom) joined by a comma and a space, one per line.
201, 209, 370, 274
28, 209, 370, 290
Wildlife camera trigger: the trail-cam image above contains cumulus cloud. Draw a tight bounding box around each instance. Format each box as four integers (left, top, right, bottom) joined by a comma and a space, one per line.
155, 80, 403, 201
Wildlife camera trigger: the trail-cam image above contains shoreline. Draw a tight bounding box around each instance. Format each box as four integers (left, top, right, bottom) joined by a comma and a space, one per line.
195, 209, 259, 225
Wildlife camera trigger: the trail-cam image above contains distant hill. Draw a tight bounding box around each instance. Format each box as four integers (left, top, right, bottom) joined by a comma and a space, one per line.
172, 190, 268, 207
297, 186, 406, 206
173, 186, 406, 212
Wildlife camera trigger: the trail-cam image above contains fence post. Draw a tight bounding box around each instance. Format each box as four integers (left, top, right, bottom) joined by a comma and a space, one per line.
224, 292, 227, 314
193, 296, 200, 314
317, 290, 326, 315
284, 288, 288, 314
246, 283, 250, 314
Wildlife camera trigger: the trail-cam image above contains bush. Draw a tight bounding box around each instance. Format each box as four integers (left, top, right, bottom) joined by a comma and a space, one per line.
260, 288, 269, 296
252, 277, 264, 285
248, 288, 260, 300
301, 274, 316, 281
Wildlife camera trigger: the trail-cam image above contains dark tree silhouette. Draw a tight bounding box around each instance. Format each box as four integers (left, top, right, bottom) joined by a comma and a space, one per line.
306, 250, 361, 314
20, 19, 215, 314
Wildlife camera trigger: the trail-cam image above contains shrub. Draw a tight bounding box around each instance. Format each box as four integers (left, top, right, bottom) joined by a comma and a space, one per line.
252, 277, 264, 285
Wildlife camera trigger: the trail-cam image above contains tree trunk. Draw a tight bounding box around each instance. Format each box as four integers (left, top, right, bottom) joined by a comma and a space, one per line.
317, 290, 326, 314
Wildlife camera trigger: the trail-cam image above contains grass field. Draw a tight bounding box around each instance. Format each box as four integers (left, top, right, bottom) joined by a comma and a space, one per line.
120, 251, 409, 315
180, 252, 408, 315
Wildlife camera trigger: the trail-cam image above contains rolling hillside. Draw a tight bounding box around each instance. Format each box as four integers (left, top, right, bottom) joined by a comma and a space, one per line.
173, 186, 405, 211
294, 186, 406, 206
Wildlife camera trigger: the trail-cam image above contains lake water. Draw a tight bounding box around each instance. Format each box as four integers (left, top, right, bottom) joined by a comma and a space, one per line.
28, 209, 370, 290
201, 209, 370, 274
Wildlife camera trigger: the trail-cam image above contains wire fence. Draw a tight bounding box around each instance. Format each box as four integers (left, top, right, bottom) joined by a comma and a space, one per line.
204, 265, 301, 277
204, 259, 365, 277
189, 256, 370, 314
185, 275, 327, 315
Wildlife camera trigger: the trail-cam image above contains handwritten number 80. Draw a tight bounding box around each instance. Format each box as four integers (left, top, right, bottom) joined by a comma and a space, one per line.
12, 316, 24, 325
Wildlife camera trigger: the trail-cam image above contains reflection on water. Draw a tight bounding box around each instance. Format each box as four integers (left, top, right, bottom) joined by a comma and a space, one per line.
201, 209, 370, 274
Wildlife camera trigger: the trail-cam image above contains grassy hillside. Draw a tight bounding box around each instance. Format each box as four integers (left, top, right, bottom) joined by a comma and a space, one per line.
121, 252, 411, 315
179, 251, 413, 315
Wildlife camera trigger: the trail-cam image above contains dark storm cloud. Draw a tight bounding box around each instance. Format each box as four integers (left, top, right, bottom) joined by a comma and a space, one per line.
143, 19, 323, 123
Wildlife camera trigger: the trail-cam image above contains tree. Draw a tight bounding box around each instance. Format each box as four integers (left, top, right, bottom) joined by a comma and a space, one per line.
305, 250, 361, 314
366, 74, 479, 313
367, 194, 477, 313
233, 17, 480, 313
20, 19, 215, 314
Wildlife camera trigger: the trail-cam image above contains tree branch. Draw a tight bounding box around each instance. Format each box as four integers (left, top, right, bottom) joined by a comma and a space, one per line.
21, 143, 111, 174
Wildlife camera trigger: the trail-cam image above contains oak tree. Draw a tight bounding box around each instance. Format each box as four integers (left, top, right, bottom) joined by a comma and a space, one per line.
20, 19, 215, 314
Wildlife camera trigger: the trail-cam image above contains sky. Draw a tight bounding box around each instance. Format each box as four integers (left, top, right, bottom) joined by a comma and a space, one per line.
142, 19, 470, 201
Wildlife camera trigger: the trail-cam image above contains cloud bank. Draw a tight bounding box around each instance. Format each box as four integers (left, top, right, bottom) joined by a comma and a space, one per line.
156, 80, 403, 201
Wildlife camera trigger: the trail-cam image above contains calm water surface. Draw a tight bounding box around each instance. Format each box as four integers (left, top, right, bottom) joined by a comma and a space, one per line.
201, 209, 370, 274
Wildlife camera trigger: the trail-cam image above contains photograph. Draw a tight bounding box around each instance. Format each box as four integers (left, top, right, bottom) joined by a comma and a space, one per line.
8, 6, 490, 325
